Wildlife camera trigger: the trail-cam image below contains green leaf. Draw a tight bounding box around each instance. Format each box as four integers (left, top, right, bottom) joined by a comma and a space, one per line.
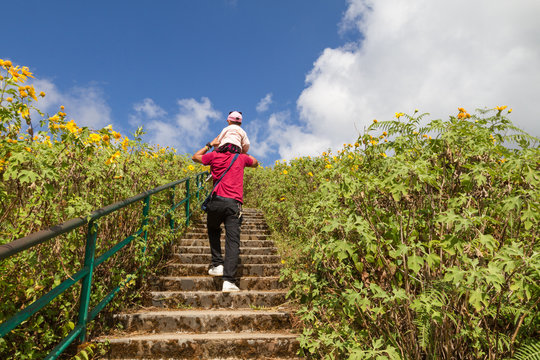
425, 252, 440, 268
469, 289, 484, 312
407, 255, 424, 274
521, 203, 538, 230
80, 350, 89, 360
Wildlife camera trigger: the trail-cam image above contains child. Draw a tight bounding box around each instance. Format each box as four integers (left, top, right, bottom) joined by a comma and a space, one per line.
210, 111, 250, 154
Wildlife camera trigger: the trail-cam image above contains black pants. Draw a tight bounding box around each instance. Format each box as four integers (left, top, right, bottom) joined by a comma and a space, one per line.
206, 196, 243, 283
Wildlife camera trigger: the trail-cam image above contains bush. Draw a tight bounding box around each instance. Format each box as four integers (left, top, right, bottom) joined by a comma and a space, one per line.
245, 108, 539, 359
0, 59, 207, 359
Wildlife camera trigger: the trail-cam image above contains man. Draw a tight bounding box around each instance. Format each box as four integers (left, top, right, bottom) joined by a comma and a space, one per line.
192, 111, 258, 292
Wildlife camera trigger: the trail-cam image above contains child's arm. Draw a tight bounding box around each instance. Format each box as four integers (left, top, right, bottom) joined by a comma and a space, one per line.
242, 144, 250, 154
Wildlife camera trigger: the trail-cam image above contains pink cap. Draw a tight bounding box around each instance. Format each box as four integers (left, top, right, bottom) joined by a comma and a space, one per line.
227, 111, 242, 123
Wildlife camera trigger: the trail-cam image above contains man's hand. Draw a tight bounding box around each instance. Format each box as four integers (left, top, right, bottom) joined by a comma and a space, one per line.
192, 145, 210, 164
247, 154, 258, 168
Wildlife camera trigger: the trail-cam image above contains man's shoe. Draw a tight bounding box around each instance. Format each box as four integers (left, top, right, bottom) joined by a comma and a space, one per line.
208, 265, 223, 276
222, 280, 240, 292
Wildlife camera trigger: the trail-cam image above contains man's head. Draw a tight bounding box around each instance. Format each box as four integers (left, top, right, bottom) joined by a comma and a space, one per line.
227, 111, 242, 126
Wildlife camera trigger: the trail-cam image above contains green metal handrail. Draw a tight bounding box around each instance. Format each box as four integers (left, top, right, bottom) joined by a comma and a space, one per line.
0, 170, 209, 359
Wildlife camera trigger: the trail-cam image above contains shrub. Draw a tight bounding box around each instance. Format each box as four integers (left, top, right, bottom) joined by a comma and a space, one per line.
0, 59, 206, 359
245, 108, 539, 359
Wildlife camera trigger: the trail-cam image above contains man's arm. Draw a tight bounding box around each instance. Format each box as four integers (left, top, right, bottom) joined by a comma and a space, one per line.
192, 145, 211, 164
246, 154, 258, 168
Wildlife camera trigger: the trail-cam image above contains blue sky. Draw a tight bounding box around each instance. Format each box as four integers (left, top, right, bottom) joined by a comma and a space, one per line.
4, 0, 540, 166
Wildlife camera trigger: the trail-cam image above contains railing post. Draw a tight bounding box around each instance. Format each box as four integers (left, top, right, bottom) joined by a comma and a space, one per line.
142, 196, 150, 255
77, 221, 98, 343
169, 185, 176, 231
196, 174, 201, 202
185, 178, 190, 227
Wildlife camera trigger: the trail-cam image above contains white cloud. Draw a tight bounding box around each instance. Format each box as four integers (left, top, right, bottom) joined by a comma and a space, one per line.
243, 121, 267, 159
133, 98, 167, 119
140, 97, 221, 153
256, 93, 273, 113
32, 79, 113, 129
268, 0, 540, 161
174, 97, 221, 150
247, 111, 332, 164
129, 98, 167, 128
145, 120, 178, 149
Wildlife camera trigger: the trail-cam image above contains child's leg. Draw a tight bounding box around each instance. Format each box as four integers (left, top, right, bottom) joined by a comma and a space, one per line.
217, 143, 241, 154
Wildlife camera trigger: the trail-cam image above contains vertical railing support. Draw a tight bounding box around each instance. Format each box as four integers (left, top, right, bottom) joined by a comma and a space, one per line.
142, 196, 150, 255
77, 221, 98, 343
185, 178, 190, 227
169, 185, 176, 231
196, 174, 201, 202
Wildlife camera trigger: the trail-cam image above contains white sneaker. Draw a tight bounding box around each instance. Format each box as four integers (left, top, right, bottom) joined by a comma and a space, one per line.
222, 280, 240, 292
208, 265, 223, 276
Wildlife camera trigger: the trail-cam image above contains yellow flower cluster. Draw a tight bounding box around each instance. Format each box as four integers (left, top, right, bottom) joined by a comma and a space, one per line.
121, 136, 130, 151
18, 106, 30, 119
0, 59, 35, 83
66, 120, 80, 134
88, 133, 101, 143
105, 151, 121, 165
18, 85, 39, 101
0, 59, 13, 68
457, 107, 471, 120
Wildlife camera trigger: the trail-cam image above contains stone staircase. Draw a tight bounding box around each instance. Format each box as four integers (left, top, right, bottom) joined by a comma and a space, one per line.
100, 208, 300, 359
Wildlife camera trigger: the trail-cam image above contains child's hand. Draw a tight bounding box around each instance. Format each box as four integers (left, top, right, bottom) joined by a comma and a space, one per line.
210, 136, 220, 147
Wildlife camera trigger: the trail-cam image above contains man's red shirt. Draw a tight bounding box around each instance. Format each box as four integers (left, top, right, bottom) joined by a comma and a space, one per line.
201, 152, 254, 203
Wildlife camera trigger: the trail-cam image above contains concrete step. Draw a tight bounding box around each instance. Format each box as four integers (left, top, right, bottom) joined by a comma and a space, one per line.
172, 245, 278, 255
195, 218, 268, 224
197, 213, 266, 218
183, 233, 269, 240
148, 290, 287, 309
194, 221, 269, 228
167, 264, 282, 277
96, 208, 299, 360
188, 227, 270, 235
176, 239, 276, 248
171, 254, 282, 265
104, 332, 299, 359
113, 309, 293, 333
149, 276, 286, 292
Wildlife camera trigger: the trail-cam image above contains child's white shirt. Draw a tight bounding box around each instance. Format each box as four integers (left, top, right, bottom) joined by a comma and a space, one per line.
217, 124, 250, 149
